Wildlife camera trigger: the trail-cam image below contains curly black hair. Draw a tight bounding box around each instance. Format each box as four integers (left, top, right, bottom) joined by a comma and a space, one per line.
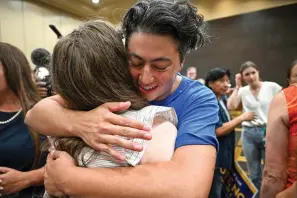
31, 48, 51, 68
121, 0, 207, 62
205, 68, 231, 88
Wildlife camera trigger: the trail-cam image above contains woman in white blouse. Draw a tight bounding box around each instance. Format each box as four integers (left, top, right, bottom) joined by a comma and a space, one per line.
227, 61, 282, 198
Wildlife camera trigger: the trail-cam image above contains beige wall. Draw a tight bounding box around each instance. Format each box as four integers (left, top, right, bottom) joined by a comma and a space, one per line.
0, 0, 82, 68
195, 0, 297, 21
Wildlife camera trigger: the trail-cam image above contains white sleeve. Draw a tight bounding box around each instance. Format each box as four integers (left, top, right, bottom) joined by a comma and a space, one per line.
123, 106, 178, 166
273, 82, 282, 94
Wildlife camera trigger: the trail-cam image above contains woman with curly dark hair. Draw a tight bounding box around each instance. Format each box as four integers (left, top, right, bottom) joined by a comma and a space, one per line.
26, 1, 219, 197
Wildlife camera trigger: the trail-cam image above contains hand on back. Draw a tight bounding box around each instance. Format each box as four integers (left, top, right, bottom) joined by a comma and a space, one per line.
76, 101, 152, 160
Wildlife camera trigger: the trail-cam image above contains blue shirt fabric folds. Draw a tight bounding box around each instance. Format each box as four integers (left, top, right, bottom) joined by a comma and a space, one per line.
151, 75, 219, 151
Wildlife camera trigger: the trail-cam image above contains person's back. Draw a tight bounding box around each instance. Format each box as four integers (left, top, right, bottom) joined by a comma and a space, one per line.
283, 84, 297, 188
43, 20, 178, 198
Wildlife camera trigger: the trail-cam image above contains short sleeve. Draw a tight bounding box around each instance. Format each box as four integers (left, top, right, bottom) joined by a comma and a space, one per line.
175, 87, 219, 151
273, 82, 282, 94
122, 106, 178, 166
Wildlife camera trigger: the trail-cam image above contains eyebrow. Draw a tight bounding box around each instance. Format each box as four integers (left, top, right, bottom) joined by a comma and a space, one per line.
129, 53, 171, 63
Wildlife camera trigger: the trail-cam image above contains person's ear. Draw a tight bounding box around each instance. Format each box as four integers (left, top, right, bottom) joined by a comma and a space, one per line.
179, 61, 185, 72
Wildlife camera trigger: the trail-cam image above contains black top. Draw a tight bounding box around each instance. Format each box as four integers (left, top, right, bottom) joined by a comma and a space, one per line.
0, 111, 47, 197
215, 97, 235, 170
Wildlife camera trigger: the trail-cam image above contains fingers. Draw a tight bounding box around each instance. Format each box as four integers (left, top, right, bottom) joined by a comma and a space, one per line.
104, 101, 131, 112
107, 123, 151, 140
51, 150, 65, 160
107, 113, 151, 132
0, 167, 10, 174
93, 143, 126, 161
46, 152, 55, 164
251, 112, 257, 119
37, 87, 47, 97
96, 132, 144, 150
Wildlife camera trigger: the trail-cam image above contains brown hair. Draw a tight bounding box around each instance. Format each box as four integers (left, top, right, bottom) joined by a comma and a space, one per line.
0, 42, 42, 168
239, 61, 260, 75
51, 20, 148, 164
287, 59, 297, 84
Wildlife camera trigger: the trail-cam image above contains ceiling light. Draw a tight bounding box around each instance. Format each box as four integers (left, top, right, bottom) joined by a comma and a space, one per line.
92, 0, 99, 4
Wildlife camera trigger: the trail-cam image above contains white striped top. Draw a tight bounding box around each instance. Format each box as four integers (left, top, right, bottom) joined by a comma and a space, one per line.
44, 106, 177, 198
76, 105, 178, 167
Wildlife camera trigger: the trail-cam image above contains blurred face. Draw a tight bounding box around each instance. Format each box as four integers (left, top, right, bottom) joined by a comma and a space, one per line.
241, 67, 260, 86
0, 63, 8, 92
128, 32, 182, 101
209, 75, 230, 96
289, 64, 297, 84
187, 68, 197, 80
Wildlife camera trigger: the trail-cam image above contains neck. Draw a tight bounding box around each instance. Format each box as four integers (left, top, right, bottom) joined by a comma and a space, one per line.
250, 81, 261, 90
0, 89, 21, 112
171, 75, 182, 94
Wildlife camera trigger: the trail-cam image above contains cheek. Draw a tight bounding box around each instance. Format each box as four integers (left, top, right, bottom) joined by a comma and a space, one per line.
129, 68, 139, 80
243, 76, 250, 82
0, 77, 7, 89
158, 72, 174, 85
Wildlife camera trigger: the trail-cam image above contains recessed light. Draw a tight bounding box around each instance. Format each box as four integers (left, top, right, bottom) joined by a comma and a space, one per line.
92, 0, 99, 4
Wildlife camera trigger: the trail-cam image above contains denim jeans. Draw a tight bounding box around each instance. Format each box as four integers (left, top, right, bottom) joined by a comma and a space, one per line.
242, 126, 265, 198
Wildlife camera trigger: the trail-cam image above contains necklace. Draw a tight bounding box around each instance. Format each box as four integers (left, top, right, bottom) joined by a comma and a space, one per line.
0, 108, 23, 124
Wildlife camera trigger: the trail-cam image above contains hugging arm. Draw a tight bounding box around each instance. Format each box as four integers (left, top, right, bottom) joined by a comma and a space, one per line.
261, 92, 289, 198
25, 95, 151, 159
45, 91, 219, 198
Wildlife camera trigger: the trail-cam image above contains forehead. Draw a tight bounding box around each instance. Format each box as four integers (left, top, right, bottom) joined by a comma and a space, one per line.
216, 75, 229, 81
188, 68, 196, 72
291, 64, 297, 75
242, 66, 258, 74
127, 32, 179, 60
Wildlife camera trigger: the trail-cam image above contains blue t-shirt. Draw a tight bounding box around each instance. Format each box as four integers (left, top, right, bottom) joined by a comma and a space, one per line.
151, 75, 219, 151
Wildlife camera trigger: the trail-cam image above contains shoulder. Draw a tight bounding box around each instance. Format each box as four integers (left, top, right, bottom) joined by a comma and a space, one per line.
271, 91, 286, 106
270, 91, 287, 116
186, 80, 217, 103
123, 106, 178, 127
178, 80, 218, 120
265, 81, 282, 89
269, 91, 288, 125
239, 85, 249, 92
238, 85, 249, 96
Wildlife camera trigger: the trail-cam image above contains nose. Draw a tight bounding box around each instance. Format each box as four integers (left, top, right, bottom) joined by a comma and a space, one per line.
139, 65, 154, 85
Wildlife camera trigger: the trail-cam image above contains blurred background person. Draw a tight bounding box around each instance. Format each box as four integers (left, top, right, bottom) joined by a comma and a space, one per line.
227, 61, 282, 197
205, 68, 255, 198
0, 42, 46, 197
287, 59, 297, 85
186, 66, 205, 84
31, 48, 53, 98
186, 66, 198, 80
261, 60, 297, 198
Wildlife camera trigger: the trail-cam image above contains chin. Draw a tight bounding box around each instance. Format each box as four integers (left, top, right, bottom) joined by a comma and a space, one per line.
143, 95, 155, 102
